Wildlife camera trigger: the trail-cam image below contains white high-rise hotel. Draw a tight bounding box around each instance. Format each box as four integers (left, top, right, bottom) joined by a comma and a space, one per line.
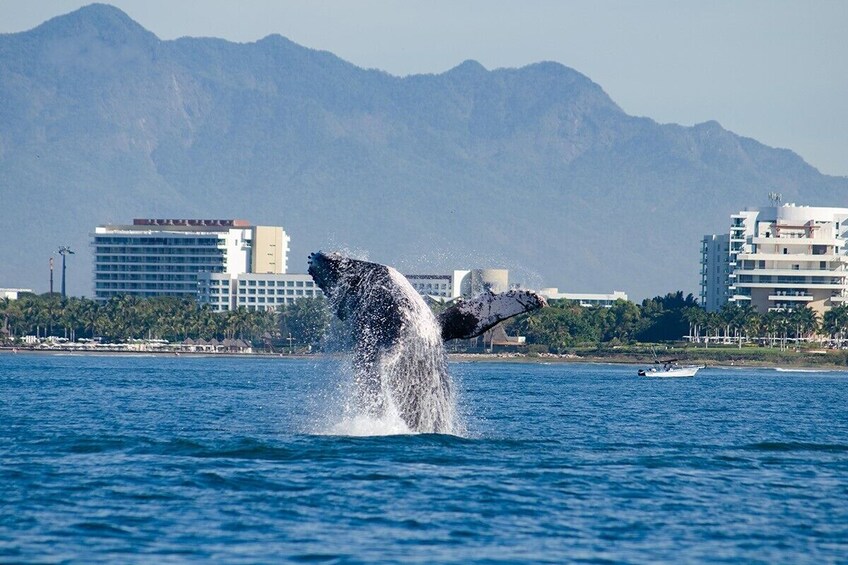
91, 219, 290, 301
701, 204, 848, 314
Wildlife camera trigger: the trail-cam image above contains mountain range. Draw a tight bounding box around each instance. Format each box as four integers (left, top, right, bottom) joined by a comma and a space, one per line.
2, 3, 847, 299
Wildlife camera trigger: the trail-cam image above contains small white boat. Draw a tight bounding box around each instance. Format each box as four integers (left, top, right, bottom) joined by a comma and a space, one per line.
638, 359, 700, 378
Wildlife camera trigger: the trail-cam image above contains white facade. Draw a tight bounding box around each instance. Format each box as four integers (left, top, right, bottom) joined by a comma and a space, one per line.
0, 288, 33, 300
196, 273, 235, 311
538, 289, 628, 307
406, 274, 455, 298
198, 272, 321, 312
406, 269, 511, 300
699, 234, 731, 312
91, 219, 289, 302
705, 204, 848, 315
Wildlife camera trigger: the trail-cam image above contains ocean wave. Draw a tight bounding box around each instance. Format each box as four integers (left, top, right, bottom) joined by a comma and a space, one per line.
742, 441, 848, 453
774, 367, 833, 373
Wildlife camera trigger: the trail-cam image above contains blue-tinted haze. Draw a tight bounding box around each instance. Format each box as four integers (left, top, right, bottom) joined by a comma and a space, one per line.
1, 0, 846, 177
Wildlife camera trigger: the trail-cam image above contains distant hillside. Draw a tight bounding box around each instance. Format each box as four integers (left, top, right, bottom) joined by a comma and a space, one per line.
1, 3, 846, 298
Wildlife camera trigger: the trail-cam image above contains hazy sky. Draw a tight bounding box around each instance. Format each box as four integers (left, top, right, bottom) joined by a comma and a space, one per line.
2, 0, 846, 176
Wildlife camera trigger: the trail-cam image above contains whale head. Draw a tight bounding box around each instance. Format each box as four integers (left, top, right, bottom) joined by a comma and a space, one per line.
307, 251, 397, 326
307, 251, 347, 294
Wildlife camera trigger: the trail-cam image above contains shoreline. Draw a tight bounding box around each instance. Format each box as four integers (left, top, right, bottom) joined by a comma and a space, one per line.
3, 345, 848, 371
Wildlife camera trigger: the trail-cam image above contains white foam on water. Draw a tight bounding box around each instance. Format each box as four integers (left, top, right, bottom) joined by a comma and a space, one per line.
774, 367, 831, 373
326, 413, 414, 436
310, 263, 465, 437
381, 268, 463, 435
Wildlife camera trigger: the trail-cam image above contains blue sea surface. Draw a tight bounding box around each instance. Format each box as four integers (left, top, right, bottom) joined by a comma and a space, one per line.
1, 353, 847, 563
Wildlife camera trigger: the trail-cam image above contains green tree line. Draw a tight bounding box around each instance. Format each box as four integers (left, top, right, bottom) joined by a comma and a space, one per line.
0, 293, 329, 347
4, 291, 848, 352
508, 293, 848, 352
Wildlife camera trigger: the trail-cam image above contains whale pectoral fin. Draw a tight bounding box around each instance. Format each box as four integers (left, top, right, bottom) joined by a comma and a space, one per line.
437, 290, 547, 341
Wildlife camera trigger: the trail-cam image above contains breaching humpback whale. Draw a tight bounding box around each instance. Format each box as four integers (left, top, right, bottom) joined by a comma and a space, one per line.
308, 251, 547, 433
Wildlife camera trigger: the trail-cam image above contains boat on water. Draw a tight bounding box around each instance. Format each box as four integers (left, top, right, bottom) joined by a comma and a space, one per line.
638, 359, 700, 378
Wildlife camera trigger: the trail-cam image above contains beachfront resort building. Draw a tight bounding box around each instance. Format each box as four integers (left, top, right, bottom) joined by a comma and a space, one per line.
701, 203, 848, 315
537, 289, 628, 307
91, 219, 290, 301
406, 269, 510, 300
407, 270, 628, 307
0, 288, 33, 300
699, 234, 732, 312
197, 273, 321, 312
200, 267, 514, 312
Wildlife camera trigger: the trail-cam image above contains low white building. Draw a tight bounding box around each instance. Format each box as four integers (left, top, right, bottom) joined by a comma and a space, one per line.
406, 269, 510, 300
1, 288, 33, 300
537, 289, 628, 307
197, 272, 321, 312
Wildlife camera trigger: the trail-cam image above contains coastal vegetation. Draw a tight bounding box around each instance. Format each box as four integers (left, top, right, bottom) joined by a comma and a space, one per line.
507, 293, 838, 352
0, 294, 281, 345
4, 292, 848, 362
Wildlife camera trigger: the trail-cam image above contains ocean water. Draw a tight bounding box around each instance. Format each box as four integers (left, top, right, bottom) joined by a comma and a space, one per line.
2, 354, 847, 563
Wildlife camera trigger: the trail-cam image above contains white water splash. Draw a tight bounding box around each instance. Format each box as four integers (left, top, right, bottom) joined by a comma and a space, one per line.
327, 414, 413, 436
316, 266, 464, 437
374, 268, 462, 434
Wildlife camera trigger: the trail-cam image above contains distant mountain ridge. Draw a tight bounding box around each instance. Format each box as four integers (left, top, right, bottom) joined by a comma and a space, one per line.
1, 3, 846, 298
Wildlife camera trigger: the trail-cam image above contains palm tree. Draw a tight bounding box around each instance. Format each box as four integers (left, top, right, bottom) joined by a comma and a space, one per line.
683, 306, 705, 344
702, 311, 723, 348
77, 299, 100, 339
789, 306, 819, 345
719, 303, 741, 344
60, 297, 83, 341
823, 304, 848, 347
0, 298, 13, 342
738, 304, 760, 348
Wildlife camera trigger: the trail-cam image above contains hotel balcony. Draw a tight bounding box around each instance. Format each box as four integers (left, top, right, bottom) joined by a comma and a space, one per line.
751, 236, 842, 246
736, 252, 848, 262
735, 281, 847, 290
767, 293, 813, 302
732, 267, 847, 277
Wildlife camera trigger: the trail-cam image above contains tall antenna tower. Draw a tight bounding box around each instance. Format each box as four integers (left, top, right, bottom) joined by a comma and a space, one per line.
58, 246, 74, 299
